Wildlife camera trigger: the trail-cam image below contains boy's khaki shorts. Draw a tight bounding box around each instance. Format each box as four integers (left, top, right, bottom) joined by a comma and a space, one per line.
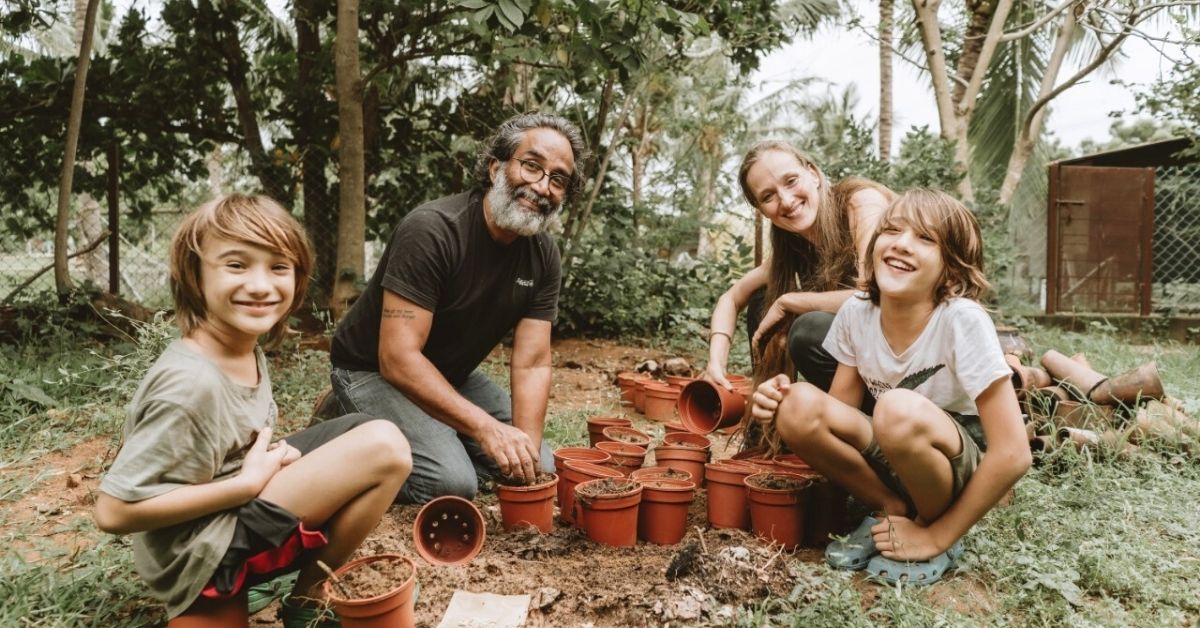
859, 411, 984, 514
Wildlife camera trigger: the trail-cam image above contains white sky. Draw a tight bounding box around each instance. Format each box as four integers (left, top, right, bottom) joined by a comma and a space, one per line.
751, 3, 1186, 150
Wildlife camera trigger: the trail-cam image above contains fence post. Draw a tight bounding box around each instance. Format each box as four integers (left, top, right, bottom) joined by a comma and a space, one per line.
106, 141, 120, 296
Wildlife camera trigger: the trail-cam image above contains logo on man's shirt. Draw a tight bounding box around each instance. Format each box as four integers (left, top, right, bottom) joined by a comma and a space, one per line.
515, 278, 534, 287
865, 364, 946, 399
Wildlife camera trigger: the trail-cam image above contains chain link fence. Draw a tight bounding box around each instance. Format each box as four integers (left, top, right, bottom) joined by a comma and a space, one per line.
1152, 163, 1200, 314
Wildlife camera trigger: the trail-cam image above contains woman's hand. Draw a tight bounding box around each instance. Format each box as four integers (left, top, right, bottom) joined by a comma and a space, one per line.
750, 374, 791, 423
705, 360, 733, 390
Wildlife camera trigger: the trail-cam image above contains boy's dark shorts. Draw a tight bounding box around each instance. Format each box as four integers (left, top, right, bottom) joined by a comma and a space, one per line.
860, 411, 985, 515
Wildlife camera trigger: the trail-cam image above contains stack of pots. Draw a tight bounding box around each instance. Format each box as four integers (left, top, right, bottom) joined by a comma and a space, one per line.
653, 432, 711, 485
643, 382, 681, 422
558, 459, 622, 526
586, 415, 632, 447
635, 478, 696, 545
574, 478, 643, 547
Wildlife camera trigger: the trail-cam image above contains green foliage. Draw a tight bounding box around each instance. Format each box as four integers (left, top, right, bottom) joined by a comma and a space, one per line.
887, 126, 964, 191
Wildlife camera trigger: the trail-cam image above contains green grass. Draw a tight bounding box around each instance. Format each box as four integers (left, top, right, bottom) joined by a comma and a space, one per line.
1, 319, 1198, 625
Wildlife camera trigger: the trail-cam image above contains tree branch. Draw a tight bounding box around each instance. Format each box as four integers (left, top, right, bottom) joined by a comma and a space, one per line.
5, 231, 110, 304
958, 0, 1013, 117
999, 0, 1082, 42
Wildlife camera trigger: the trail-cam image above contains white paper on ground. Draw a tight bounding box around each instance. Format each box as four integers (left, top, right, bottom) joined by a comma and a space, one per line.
436, 590, 531, 628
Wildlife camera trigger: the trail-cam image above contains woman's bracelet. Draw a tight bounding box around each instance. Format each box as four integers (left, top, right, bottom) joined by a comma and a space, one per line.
709, 330, 732, 342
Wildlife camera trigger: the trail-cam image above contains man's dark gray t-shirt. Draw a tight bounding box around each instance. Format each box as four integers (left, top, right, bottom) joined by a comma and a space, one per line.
331, 192, 560, 386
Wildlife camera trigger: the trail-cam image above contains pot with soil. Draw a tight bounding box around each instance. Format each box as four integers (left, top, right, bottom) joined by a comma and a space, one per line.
635, 478, 696, 545
744, 472, 813, 549
323, 553, 417, 628
677, 380, 746, 434
600, 425, 652, 447
412, 496, 485, 566
496, 473, 558, 533
595, 441, 647, 476
574, 478, 644, 547
652, 442, 710, 486
558, 459, 623, 526
587, 415, 633, 447
703, 460, 767, 530
643, 382, 681, 422
772, 453, 814, 474
553, 447, 612, 475
663, 421, 688, 435
616, 371, 646, 405
629, 466, 694, 483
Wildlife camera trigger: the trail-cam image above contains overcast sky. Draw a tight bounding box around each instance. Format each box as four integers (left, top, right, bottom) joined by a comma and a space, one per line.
751, 4, 1186, 151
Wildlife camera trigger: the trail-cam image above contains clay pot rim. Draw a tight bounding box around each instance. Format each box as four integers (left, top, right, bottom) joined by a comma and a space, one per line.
553, 447, 612, 466
587, 416, 633, 427
662, 432, 712, 448
638, 477, 697, 491
654, 445, 709, 461
562, 459, 624, 479
643, 382, 676, 393
743, 471, 815, 492
600, 426, 652, 445
595, 441, 648, 455
412, 496, 485, 566
629, 467, 694, 482
324, 553, 416, 606
495, 473, 559, 497
575, 478, 644, 506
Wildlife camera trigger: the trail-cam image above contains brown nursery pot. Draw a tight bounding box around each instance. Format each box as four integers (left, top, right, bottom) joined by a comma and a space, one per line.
653, 443, 710, 486
496, 473, 559, 533
662, 431, 712, 450
745, 472, 813, 549
574, 478, 643, 547
559, 460, 623, 527
630, 466, 694, 483
412, 496, 485, 566
168, 598, 248, 627
633, 379, 651, 414
616, 371, 645, 405
665, 374, 697, 389
323, 553, 417, 628
678, 380, 746, 434
703, 460, 765, 530
587, 415, 633, 447
664, 421, 689, 435
1040, 350, 1107, 400
601, 425, 652, 447
553, 447, 612, 473
803, 477, 849, 547
635, 478, 696, 545
1052, 400, 1116, 430
1005, 354, 1051, 398
595, 441, 648, 476
995, 325, 1033, 363
643, 383, 681, 422
1090, 362, 1165, 405
772, 453, 814, 474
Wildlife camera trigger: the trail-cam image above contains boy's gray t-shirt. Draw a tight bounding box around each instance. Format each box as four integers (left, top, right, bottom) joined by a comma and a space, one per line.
99, 339, 276, 618
824, 295, 1011, 415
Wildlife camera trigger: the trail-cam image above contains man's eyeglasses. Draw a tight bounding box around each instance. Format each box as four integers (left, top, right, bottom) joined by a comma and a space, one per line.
513, 158, 570, 194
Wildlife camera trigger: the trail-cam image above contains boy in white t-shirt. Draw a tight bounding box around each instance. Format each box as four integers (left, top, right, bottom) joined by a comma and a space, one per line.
751, 189, 1030, 585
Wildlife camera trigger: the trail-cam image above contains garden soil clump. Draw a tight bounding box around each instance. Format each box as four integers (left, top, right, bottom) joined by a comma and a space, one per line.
333, 557, 413, 599
576, 478, 639, 498
497, 472, 556, 487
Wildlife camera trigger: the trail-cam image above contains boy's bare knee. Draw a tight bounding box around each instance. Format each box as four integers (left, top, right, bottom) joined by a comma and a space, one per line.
776, 382, 827, 444
359, 420, 413, 475
873, 390, 933, 448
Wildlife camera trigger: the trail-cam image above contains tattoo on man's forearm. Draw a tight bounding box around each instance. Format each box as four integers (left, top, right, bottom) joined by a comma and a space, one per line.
382, 308, 417, 320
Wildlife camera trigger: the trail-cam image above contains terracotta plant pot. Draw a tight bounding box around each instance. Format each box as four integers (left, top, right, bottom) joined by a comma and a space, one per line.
1005, 354, 1052, 398
653, 443, 710, 486
323, 554, 417, 628
635, 478, 696, 545
643, 382, 681, 422
745, 472, 813, 549
601, 425, 652, 447
629, 466, 694, 483
803, 478, 849, 547
678, 380, 746, 434
633, 378, 652, 414
725, 374, 749, 385
558, 460, 623, 527
772, 453, 814, 474
616, 371, 646, 405
1052, 400, 1116, 430
553, 447, 612, 474
665, 374, 697, 389
662, 431, 712, 450
496, 473, 558, 533
595, 441, 647, 476
587, 415, 632, 447
1090, 362, 1165, 405
995, 325, 1033, 363
703, 460, 764, 530
412, 496, 485, 566
663, 421, 688, 435
1041, 350, 1107, 400
574, 478, 643, 547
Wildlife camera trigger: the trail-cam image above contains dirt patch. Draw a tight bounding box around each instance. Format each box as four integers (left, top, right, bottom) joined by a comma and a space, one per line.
747, 473, 812, 491
329, 556, 415, 601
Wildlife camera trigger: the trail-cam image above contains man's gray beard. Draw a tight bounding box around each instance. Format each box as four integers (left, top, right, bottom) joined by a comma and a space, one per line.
488, 169, 562, 237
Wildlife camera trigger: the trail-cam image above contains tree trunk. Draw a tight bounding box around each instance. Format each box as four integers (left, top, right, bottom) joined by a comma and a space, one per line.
878, 0, 894, 160
332, 0, 365, 321
54, 0, 100, 297
296, 0, 335, 309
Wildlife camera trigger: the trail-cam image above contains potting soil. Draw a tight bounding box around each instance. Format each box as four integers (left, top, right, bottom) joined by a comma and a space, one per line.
748, 473, 812, 491
497, 472, 556, 487
335, 557, 414, 600
575, 478, 639, 498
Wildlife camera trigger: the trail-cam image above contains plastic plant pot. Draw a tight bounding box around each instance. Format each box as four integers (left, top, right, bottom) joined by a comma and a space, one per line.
772, 453, 814, 474
662, 431, 712, 450
558, 459, 623, 526
663, 421, 689, 435
652, 444, 710, 486
616, 371, 646, 404
745, 472, 813, 549
412, 496, 485, 566
600, 425, 652, 447
636, 478, 696, 545
323, 553, 417, 628
587, 415, 633, 447
703, 460, 766, 530
677, 380, 746, 434
643, 382, 681, 423
629, 466, 694, 483
553, 447, 612, 475
595, 441, 647, 476
802, 476, 849, 548
1040, 349, 1107, 400
633, 379, 651, 414
574, 478, 644, 547
496, 473, 559, 533
665, 375, 697, 389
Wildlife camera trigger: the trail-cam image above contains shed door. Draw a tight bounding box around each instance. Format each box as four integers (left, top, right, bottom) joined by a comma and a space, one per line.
1047, 165, 1154, 314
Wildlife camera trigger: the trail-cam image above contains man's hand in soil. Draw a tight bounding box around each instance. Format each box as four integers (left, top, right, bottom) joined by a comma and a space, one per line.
751, 374, 791, 423
478, 421, 539, 484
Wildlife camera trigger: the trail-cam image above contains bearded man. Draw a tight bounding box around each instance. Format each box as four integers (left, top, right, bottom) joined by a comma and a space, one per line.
328, 113, 589, 503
